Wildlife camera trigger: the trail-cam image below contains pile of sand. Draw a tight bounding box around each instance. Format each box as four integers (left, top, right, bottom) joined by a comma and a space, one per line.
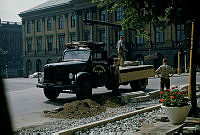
44, 94, 121, 119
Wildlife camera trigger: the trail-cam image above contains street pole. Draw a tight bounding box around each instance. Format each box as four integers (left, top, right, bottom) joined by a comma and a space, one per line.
5, 65, 8, 78
178, 51, 181, 75
105, 7, 109, 57
184, 51, 187, 74
188, 22, 193, 100
188, 21, 199, 115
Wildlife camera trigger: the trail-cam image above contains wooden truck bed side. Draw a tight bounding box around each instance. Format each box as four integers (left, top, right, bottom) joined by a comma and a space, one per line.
119, 65, 155, 83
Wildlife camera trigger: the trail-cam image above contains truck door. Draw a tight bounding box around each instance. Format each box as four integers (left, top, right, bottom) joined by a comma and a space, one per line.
90, 51, 108, 87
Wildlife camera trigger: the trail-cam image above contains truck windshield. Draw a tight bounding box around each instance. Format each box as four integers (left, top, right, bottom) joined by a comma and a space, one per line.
63, 50, 91, 61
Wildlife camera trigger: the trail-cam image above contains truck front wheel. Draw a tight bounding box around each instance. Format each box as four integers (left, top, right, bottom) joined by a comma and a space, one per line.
43, 88, 60, 100
130, 79, 147, 91
76, 78, 92, 100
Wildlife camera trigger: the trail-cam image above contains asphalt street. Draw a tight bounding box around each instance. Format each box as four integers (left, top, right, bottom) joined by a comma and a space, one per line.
2, 74, 200, 130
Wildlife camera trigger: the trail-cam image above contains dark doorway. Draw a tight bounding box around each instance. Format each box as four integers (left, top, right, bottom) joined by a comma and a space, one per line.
36, 59, 42, 72
26, 60, 32, 77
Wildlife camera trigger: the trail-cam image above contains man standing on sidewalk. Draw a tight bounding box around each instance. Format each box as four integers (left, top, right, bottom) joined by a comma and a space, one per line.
155, 58, 175, 91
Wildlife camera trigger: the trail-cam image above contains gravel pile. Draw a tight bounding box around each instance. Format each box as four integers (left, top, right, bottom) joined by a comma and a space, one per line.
44, 99, 106, 119
44, 95, 121, 119
15, 96, 161, 135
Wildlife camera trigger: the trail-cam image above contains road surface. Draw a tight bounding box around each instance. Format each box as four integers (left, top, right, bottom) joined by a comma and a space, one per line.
3, 74, 200, 130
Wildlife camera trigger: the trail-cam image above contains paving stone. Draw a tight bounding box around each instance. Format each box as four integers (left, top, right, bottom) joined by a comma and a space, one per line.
120, 91, 145, 103
129, 95, 150, 103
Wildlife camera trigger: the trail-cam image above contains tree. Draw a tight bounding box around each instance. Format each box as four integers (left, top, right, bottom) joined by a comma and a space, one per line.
93, 0, 198, 30
92, 0, 200, 115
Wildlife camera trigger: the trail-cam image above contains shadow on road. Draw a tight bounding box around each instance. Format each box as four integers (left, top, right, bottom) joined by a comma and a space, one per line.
144, 88, 159, 92
43, 88, 158, 106
44, 96, 77, 106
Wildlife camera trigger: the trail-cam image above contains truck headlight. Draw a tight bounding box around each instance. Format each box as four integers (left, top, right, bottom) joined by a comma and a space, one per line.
69, 73, 74, 79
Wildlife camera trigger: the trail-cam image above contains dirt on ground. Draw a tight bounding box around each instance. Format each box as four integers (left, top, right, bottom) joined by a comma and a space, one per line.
44, 94, 121, 119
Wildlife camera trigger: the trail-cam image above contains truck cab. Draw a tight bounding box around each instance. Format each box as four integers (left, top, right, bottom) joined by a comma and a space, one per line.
37, 42, 110, 100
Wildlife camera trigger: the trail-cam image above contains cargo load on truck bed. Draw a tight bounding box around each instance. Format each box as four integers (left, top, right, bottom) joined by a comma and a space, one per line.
119, 65, 155, 83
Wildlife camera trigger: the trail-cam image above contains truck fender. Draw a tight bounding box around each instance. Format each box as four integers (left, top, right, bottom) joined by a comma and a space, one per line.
75, 72, 90, 85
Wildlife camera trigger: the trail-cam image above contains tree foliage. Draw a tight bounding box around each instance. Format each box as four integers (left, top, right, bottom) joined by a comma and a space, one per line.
92, 0, 199, 32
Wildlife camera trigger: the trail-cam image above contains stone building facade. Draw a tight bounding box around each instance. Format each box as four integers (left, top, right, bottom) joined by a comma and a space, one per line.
19, 0, 190, 77
0, 20, 23, 78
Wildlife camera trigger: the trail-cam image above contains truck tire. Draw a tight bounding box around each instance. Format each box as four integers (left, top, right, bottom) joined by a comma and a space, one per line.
76, 78, 92, 100
105, 81, 117, 90
43, 88, 60, 100
105, 77, 119, 95
111, 84, 119, 96
130, 79, 147, 91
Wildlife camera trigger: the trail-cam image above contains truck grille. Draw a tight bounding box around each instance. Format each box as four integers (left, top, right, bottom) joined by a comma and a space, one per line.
44, 66, 75, 85
55, 69, 66, 82
44, 67, 55, 83
55, 69, 72, 85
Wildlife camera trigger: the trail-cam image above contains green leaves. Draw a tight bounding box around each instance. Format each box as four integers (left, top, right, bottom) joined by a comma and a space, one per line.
91, 0, 198, 36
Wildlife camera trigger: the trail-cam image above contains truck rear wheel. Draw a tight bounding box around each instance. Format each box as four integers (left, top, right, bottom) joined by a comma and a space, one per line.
130, 79, 147, 91
43, 88, 60, 100
105, 78, 119, 95
111, 84, 119, 95
76, 78, 92, 100
105, 81, 118, 90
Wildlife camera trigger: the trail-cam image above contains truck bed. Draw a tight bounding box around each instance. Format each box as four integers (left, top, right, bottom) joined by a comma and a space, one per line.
119, 65, 155, 83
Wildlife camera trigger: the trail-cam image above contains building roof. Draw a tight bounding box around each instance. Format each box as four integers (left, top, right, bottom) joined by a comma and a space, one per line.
20, 0, 72, 14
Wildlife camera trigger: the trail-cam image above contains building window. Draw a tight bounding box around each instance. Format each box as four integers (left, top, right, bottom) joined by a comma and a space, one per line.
36, 20, 41, 32
71, 15, 75, 27
85, 11, 90, 20
58, 36, 65, 51
26, 60, 32, 76
47, 36, 53, 52
115, 8, 122, 21
36, 38, 42, 52
47, 18, 52, 31
36, 59, 42, 72
177, 24, 185, 42
84, 30, 90, 41
58, 16, 64, 29
27, 39, 32, 52
70, 32, 76, 41
99, 30, 105, 42
27, 22, 31, 34
155, 26, 164, 43
100, 10, 106, 21
136, 35, 144, 45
